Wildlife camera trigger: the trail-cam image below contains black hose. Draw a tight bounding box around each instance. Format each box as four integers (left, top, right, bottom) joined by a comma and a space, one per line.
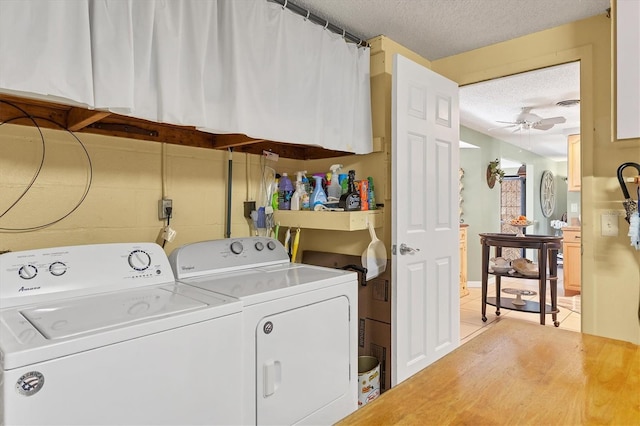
225, 148, 233, 238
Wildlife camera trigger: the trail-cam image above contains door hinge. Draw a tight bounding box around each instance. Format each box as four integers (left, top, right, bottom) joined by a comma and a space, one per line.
392, 244, 396, 255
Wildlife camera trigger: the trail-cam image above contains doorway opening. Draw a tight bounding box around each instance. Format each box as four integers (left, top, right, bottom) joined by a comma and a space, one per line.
459, 60, 582, 335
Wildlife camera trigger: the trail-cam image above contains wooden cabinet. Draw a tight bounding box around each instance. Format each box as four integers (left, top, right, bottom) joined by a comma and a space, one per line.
460, 225, 469, 297
562, 227, 581, 295
567, 134, 581, 191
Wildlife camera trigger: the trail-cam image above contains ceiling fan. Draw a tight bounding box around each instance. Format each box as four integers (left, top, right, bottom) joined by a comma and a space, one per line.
491, 107, 566, 132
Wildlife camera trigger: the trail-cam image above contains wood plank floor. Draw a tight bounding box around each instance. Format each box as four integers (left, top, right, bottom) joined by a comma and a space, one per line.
338, 318, 640, 425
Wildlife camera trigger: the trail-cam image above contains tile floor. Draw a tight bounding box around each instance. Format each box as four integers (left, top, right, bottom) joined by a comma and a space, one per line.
460, 270, 581, 345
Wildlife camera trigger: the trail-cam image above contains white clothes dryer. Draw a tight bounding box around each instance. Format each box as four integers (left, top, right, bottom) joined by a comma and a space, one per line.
169, 237, 358, 425
0, 243, 242, 425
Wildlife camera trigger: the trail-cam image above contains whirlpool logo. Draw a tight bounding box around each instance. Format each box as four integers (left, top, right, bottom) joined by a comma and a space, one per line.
18, 286, 41, 292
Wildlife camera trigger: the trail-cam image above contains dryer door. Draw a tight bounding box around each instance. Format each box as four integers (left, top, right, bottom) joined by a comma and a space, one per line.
256, 296, 350, 425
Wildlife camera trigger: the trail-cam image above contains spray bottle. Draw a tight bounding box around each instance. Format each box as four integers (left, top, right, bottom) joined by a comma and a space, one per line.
310, 175, 327, 208
290, 170, 307, 211
327, 164, 343, 200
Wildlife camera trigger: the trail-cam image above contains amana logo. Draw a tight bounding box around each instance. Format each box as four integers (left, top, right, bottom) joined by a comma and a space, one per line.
18, 286, 41, 292
16, 371, 44, 396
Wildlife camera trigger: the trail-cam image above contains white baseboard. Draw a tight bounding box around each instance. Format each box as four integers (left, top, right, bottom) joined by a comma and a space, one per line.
468, 278, 495, 288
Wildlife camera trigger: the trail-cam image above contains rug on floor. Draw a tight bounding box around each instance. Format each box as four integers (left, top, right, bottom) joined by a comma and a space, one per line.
555, 295, 581, 314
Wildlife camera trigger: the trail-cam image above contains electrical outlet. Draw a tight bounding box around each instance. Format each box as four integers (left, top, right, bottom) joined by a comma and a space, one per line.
158, 199, 173, 220
601, 213, 618, 237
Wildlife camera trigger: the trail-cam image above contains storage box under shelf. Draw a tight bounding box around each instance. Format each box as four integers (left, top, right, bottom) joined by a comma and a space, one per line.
273, 209, 383, 231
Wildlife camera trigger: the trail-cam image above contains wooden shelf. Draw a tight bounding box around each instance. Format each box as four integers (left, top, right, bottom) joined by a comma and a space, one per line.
273, 209, 383, 231
0, 94, 353, 160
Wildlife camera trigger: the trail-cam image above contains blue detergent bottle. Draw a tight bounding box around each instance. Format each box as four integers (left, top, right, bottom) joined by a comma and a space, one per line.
310, 175, 327, 208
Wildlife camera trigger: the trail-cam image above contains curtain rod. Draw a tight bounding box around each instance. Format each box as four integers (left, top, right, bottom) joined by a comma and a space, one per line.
268, 0, 369, 48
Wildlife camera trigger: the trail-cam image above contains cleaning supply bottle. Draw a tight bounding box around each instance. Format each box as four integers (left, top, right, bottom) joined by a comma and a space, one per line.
271, 179, 279, 211
339, 170, 361, 211
290, 170, 307, 211
359, 179, 369, 211
367, 176, 376, 210
310, 175, 327, 208
341, 175, 349, 195
327, 164, 343, 200
278, 172, 294, 210
301, 175, 311, 210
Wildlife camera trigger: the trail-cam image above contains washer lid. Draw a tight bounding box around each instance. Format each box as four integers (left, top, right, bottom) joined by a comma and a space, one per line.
21, 287, 207, 340
181, 263, 356, 305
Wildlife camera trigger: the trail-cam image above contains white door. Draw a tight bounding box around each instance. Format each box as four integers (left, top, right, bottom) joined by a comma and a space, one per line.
391, 54, 460, 385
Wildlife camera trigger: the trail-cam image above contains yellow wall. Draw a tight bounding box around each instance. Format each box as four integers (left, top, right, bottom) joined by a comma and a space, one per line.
0, 123, 279, 252
432, 13, 640, 344
0, 123, 381, 261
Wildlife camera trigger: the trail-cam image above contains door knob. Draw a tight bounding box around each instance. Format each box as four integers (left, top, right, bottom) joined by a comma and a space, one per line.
399, 243, 420, 255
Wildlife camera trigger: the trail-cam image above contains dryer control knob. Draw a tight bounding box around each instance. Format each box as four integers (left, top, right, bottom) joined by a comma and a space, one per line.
266, 241, 276, 251
255, 241, 264, 251
18, 265, 38, 280
49, 261, 67, 276
230, 241, 244, 255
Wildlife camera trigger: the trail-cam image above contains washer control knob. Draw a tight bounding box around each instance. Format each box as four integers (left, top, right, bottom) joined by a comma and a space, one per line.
266, 241, 276, 251
128, 250, 151, 271
49, 261, 67, 276
18, 265, 38, 280
255, 241, 264, 251
230, 241, 244, 255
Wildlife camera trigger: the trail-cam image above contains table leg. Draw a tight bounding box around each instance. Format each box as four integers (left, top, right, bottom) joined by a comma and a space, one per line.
548, 248, 560, 327
481, 243, 489, 322
538, 245, 547, 325
494, 246, 502, 316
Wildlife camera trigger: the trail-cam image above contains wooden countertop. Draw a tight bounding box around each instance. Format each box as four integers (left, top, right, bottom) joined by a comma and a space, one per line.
338, 319, 640, 425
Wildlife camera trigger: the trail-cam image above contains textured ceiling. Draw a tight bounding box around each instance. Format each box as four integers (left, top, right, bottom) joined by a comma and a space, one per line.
291, 0, 609, 61
460, 62, 581, 162
289, 0, 609, 161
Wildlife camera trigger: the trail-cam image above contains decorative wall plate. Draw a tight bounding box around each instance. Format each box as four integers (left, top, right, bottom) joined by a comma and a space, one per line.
540, 170, 556, 218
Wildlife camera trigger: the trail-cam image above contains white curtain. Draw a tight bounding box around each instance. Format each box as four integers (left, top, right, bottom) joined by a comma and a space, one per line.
0, 0, 372, 154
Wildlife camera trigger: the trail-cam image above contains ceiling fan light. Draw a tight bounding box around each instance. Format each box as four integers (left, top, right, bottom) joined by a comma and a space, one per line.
556, 99, 580, 107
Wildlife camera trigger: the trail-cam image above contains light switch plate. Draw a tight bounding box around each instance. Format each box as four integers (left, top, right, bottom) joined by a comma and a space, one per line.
601, 213, 618, 236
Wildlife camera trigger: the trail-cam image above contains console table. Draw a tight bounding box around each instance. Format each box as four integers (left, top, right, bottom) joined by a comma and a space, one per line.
479, 233, 562, 326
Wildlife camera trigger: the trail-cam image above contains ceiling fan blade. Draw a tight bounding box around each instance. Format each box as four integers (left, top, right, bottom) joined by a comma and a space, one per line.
496, 120, 518, 124
533, 122, 554, 130
538, 116, 566, 125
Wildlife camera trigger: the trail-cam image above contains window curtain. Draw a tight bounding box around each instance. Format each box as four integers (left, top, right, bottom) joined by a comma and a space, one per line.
0, 0, 372, 154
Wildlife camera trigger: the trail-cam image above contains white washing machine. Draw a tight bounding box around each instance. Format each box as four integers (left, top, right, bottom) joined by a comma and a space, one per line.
169, 237, 358, 425
0, 243, 243, 426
